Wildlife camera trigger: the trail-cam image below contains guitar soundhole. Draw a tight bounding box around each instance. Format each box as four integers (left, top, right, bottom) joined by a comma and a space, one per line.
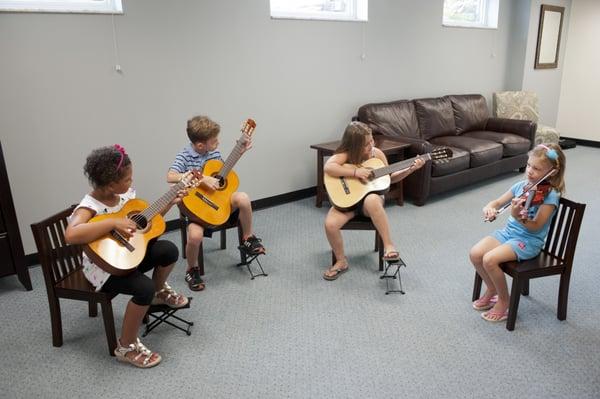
130, 213, 148, 230
211, 173, 227, 190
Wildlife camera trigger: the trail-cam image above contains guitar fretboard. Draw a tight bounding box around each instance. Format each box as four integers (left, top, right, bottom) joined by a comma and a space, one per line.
371, 154, 432, 179
138, 180, 188, 223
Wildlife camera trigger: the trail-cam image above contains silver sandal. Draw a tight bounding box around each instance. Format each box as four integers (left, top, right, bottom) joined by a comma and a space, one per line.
114, 338, 161, 368
151, 282, 189, 308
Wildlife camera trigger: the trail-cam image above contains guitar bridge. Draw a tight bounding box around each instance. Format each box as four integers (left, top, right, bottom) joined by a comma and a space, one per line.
340, 177, 350, 194
110, 231, 135, 252
195, 191, 219, 211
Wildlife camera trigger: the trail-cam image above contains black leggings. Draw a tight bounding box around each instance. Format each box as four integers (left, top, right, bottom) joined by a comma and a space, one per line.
101, 240, 179, 306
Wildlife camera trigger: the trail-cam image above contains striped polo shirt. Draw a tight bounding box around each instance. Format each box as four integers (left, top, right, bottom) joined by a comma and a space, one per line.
170, 143, 222, 173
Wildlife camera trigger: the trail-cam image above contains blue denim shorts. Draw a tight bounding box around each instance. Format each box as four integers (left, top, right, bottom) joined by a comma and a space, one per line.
491, 229, 541, 261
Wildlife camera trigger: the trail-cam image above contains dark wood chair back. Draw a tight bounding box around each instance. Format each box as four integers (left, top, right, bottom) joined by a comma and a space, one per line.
472, 197, 586, 330
179, 213, 245, 276
333, 215, 384, 271
31, 205, 117, 355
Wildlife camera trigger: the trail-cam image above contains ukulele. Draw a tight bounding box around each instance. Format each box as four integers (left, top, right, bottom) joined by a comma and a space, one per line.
324, 147, 452, 211
180, 118, 256, 228
84, 171, 202, 276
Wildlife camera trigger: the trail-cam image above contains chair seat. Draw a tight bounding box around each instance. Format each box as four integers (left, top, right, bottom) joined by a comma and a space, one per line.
502, 252, 564, 276
55, 269, 117, 301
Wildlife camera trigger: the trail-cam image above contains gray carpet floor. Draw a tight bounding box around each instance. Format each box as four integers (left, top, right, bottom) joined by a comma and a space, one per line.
1, 146, 598, 398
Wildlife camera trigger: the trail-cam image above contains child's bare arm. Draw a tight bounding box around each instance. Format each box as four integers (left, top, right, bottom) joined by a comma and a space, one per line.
514, 203, 556, 231
65, 208, 136, 244
324, 153, 354, 177
167, 169, 183, 184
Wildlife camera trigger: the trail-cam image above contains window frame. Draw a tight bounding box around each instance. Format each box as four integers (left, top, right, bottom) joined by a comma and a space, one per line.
442, 0, 499, 30
270, 0, 368, 22
0, 0, 123, 14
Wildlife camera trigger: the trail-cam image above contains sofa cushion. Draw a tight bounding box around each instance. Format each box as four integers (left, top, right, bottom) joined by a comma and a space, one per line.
430, 146, 470, 177
429, 136, 503, 168
414, 97, 457, 140
357, 100, 419, 138
449, 94, 489, 134
463, 131, 530, 157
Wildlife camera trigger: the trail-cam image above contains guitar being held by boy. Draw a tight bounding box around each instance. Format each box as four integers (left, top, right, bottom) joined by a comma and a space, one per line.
167, 115, 265, 292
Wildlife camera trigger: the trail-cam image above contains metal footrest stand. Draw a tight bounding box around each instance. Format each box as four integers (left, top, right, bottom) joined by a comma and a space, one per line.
142, 297, 193, 337
237, 246, 268, 280
380, 258, 407, 295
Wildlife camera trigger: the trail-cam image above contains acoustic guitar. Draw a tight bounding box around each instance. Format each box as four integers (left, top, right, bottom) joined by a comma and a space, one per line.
324, 147, 452, 211
84, 171, 201, 276
180, 118, 256, 228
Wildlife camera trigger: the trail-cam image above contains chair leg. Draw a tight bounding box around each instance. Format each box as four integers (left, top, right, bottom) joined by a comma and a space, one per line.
48, 294, 64, 347
376, 232, 384, 271
88, 300, 98, 317
557, 271, 572, 321
521, 280, 530, 296
237, 225, 247, 264
180, 214, 188, 259
220, 229, 227, 250
472, 273, 483, 302
100, 300, 117, 356
506, 277, 523, 331
197, 241, 205, 276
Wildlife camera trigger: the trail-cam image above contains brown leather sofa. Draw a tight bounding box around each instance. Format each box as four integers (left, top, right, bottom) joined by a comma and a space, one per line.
356, 94, 536, 205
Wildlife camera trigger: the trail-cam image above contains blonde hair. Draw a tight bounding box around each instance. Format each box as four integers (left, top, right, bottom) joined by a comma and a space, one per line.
186, 115, 220, 143
335, 121, 372, 164
530, 143, 566, 194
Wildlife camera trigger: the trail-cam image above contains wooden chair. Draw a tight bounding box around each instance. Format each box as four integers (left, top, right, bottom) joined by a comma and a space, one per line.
31, 206, 118, 356
332, 215, 385, 271
179, 212, 246, 276
472, 197, 586, 331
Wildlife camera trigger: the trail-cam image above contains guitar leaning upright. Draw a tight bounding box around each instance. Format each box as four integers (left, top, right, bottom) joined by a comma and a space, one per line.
84, 171, 201, 276
180, 118, 256, 228
324, 147, 452, 211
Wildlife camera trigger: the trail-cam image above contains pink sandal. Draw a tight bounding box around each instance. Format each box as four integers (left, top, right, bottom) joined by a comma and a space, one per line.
472, 294, 498, 311
481, 309, 509, 322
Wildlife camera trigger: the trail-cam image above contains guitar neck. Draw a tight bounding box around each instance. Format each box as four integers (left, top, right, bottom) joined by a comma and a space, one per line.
219, 134, 247, 177
371, 154, 431, 179
139, 180, 187, 221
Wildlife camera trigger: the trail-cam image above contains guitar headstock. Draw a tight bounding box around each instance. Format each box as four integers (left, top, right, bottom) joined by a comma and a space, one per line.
430, 147, 453, 162
241, 118, 256, 137
180, 170, 204, 188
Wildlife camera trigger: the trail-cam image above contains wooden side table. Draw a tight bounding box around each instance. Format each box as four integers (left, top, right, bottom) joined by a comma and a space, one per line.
310, 136, 411, 208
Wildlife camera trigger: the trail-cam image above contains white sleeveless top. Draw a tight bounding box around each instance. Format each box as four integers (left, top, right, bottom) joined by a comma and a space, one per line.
72, 188, 136, 291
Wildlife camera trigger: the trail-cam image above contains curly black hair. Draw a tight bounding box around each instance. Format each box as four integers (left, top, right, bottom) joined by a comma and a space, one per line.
83, 145, 131, 188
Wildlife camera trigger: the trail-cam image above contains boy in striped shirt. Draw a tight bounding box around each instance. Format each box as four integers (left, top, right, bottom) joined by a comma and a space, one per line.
167, 115, 265, 291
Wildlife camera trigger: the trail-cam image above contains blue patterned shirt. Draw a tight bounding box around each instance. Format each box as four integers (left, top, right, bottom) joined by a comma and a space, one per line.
170, 143, 222, 173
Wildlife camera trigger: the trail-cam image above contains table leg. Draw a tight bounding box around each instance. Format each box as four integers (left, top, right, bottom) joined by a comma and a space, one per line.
316, 150, 324, 207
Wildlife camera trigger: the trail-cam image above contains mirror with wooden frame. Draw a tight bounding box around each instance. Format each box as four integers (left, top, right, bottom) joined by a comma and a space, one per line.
535, 4, 565, 69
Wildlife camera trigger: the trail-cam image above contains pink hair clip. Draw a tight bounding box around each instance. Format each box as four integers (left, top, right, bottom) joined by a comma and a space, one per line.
114, 144, 127, 171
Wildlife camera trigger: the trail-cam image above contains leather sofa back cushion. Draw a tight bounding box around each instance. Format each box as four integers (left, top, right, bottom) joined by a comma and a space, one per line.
357, 100, 419, 138
449, 94, 489, 134
414, 97, 457, 140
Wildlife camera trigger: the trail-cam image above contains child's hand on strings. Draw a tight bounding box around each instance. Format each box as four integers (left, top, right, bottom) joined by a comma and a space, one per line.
114, 218, 137, 239
202, 175, 221, 191
354, 167, 372, 183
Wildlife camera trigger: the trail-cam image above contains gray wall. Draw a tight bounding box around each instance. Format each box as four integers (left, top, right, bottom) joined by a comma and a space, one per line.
521, 0, 572, 126
1, 0, 523, 254
557, 0, 600, 141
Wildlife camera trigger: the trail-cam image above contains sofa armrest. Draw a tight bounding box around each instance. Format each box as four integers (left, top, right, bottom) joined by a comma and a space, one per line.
375, 134, 432, 156
485, 117, 537, 146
